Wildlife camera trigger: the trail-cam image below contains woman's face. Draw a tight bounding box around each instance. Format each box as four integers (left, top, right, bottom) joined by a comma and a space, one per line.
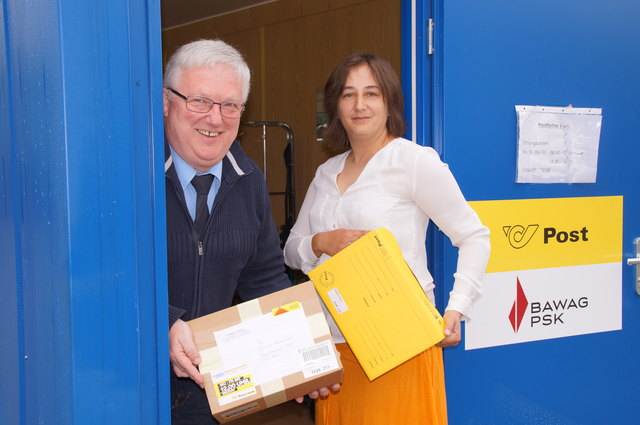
337, 64, 389, 143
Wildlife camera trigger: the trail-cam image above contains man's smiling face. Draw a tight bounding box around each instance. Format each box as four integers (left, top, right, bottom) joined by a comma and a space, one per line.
164, 64, 244, 172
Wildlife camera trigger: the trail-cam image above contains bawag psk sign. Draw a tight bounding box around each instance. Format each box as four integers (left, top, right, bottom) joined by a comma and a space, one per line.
466, 196, 622, 350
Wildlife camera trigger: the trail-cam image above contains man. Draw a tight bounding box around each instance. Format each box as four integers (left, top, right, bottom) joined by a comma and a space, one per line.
164, 39, 336, 424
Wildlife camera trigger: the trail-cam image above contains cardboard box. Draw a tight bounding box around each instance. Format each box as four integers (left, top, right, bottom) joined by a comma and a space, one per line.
188, 281, 343, 423
308, 228, 445, 380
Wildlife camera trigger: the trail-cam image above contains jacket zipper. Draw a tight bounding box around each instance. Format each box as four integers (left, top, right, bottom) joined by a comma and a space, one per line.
168, 174, 206, 317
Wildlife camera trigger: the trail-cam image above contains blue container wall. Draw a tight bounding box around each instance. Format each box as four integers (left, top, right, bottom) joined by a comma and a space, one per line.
0, 0, 169, 424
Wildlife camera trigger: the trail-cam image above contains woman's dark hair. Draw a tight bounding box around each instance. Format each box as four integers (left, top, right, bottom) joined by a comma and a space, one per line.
323, 52, 406, 151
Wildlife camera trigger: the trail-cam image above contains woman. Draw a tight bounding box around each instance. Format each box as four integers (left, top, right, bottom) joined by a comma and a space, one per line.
284, 52, 490, 424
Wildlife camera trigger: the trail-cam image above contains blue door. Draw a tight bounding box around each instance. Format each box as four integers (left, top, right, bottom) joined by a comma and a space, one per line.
1, 0, 169, 424
409, 1, 640, 423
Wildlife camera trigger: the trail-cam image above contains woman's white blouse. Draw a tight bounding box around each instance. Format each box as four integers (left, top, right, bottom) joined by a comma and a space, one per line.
284, 138, 490, 343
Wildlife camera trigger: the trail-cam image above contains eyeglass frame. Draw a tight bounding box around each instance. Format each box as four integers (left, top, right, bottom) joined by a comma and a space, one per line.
167, 88, 245, 118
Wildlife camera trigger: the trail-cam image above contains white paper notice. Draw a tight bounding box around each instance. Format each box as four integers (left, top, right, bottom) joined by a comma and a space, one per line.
213, 306, 314, 386
515, 105, 602, 183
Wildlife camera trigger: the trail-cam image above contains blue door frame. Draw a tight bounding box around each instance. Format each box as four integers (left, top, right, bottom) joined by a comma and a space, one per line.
1, 0, 169, 424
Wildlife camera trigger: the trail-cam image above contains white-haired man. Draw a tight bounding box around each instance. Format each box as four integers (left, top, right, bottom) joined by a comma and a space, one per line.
163, 39, 338, 424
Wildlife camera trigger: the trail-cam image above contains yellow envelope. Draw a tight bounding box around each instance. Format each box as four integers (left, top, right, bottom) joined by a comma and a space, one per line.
308, 228, 445, 380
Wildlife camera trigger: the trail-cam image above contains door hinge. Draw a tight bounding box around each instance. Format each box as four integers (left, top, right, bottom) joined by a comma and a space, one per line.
427, 18, 435, 55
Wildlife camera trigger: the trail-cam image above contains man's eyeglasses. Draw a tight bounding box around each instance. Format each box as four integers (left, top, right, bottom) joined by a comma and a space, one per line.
168, 88, 245, 118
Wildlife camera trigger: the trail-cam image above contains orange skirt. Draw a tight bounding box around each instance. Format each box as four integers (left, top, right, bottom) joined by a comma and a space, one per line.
316, 343, 448, 425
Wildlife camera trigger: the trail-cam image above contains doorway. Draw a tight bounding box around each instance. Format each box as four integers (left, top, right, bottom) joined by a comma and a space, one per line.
160, 0, 403, 235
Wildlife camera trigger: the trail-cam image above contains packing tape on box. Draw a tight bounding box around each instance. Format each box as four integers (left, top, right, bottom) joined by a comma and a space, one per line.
237, 298, 262, 322
261, 378, 287, 407
307, 312, 331, 339
198, 346, 222, 375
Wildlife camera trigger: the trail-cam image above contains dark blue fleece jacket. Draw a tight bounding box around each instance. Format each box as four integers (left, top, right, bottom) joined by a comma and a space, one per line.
165, 141, 290, 326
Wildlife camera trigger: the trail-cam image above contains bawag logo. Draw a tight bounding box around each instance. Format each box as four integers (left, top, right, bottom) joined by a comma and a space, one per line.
508, 278, 528, 331
509, 277, 590, 332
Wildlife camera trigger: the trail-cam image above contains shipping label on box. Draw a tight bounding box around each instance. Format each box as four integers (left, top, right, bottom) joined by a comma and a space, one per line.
188, 281, 343, 423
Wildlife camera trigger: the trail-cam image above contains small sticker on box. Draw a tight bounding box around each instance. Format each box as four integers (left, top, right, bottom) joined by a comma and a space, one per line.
211, 365, 257, 406
272, 301, 301, 316
299, 340, 340, 378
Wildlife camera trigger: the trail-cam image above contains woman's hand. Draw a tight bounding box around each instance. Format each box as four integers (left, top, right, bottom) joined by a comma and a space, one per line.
437, 310, 462, 347
295, 383, 341, 403
311, 229, 368, 257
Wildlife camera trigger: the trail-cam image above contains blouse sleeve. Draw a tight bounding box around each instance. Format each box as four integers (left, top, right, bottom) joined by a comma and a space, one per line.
412, 147, 491, 319
283, 180, 321, 274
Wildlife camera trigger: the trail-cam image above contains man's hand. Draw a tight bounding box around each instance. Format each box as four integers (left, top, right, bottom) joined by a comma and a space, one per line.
294, 383, 341, 403
169, 319, 204, 387
437, 310, 462, 347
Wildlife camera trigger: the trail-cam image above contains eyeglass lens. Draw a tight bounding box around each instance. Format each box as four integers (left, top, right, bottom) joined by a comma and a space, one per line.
186, 97, 243, 118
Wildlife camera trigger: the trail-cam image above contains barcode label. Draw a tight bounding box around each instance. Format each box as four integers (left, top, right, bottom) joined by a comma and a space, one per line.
301, 343, 331, 362
300, 340, 340, 378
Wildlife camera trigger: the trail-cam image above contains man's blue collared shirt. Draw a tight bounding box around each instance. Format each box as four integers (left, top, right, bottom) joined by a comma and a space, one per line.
169, 146, 222, 221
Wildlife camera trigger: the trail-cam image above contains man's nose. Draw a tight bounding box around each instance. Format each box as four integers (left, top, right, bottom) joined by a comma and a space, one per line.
205, 103, 224, 124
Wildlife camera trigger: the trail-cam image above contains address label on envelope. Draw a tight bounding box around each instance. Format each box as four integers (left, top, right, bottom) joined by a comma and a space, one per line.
327, 288, 349, 314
